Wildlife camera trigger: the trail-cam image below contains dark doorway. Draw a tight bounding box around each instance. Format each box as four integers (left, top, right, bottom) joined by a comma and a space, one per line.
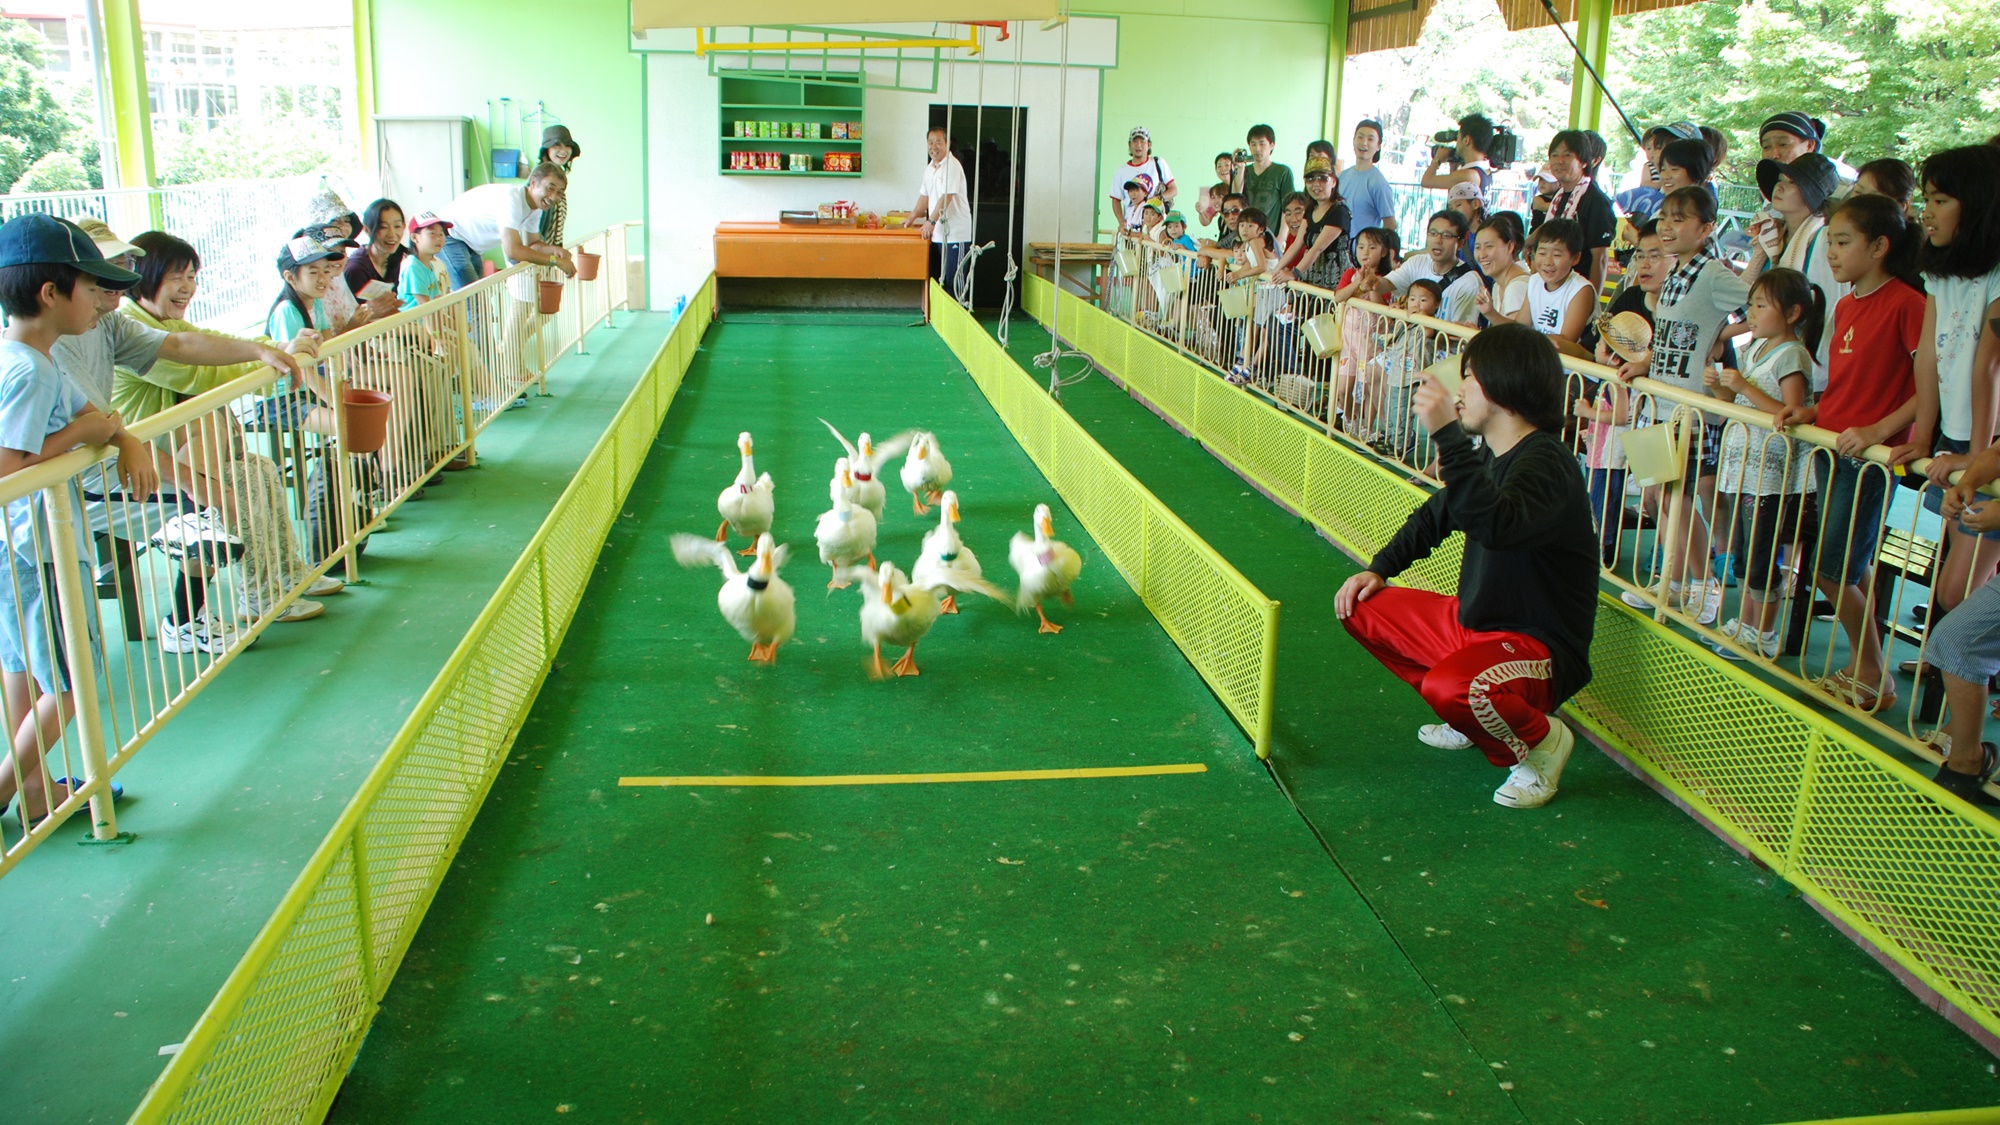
928, 103, 1027, 311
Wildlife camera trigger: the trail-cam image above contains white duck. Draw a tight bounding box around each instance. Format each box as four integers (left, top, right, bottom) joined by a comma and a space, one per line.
815, 459, 879, 590
834, 559, 1006, 679
670, 532, 796, 665
715, 431, 774, 556
820, 419, 911, 522
1010, 503, 1084, 634
900, 431, 953, 516
912, 490, 981, 615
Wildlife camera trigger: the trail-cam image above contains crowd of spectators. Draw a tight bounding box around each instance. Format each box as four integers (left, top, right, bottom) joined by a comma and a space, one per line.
0, 125, 590, 828
1112, 114, 2000, 809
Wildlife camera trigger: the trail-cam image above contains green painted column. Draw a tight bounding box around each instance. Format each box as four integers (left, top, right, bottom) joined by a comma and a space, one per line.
96, 0, 154, 189
1567, 0, 1614, 130
1323, 0, 1350, 147
354, 0, 378, 172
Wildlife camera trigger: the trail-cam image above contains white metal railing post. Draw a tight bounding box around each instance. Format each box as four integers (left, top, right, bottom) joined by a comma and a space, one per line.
43, 483, 119, 841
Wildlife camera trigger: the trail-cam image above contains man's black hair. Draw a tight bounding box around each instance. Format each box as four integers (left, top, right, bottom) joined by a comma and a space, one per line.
1462, 321, 1567, 432
1428, 209, 1469, 240
1355, 119, 1384, 143
1458, 114, 1495, 154
1222, 192, 1245, 206
130, 231, 201, 303
1549, 129, 1606, 173
1247, 124, 1275, 145
0, 263, 84, 320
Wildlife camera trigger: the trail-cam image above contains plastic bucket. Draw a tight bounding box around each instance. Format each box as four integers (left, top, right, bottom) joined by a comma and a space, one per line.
1620, 422, 1684, 488
1219, 284, 1253, 321
574, 250, 601, 281
538, 279, 564, 315
341, 388, 393, 455
1302, 312, 1342, 357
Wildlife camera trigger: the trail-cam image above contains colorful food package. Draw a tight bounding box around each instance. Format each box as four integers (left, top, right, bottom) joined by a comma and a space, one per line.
831, 122, 848, 140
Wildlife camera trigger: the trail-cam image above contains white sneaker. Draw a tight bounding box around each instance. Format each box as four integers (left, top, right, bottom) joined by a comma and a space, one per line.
307, 574, 345, 596
1621, 582, 1665, 611
1715, 624, 1780, 661
1418, 724, 1474, 750
193, 608, 241, 652
273, 599, 325, 623
1716, 617, 1746, 642
1684, 578, 1723, 626
1494, 721, 1575, 809
158, 616, 200, 655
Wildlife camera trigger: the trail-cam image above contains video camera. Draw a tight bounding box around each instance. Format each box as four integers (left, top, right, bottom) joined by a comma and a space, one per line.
1431, 126, 1520, 168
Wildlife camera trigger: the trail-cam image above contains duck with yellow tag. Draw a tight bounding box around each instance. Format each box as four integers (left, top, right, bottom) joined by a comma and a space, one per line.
835, 559, 1007, 678
815, 459, 878, 589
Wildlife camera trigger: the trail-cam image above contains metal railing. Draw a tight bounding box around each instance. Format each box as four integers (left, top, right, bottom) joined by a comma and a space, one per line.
1028, 268, 2000, 1048
126, 271, 704, 1125
1, 175, 328, 329
0, 222, 636, 877
1099, 230, 2000, 793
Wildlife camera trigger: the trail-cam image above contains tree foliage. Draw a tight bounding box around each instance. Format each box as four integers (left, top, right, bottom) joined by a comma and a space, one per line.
156, 117, 344, 186
1609, 0, 2000, 180
13, 150, 89, 193
0, 18, 75, 176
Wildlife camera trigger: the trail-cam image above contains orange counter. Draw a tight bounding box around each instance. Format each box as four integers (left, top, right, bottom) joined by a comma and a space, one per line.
713, 222, 929, 281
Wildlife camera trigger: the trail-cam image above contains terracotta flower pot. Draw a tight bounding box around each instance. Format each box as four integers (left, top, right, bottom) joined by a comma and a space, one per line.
538, 279, 564, 315
341, 388, 393, 455
574, 250, 601, 281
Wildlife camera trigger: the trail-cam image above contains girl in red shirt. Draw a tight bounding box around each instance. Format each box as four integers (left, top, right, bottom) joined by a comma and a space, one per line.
1773, 194, 1926, 712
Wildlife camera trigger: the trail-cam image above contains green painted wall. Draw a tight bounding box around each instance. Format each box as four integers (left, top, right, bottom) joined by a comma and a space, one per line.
1084, 5, 1332, 234
367, 0, 643, 241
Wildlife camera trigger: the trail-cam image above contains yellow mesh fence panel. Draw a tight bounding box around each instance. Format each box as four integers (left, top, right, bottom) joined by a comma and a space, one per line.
129, 277, 717, 1125
1024, 274, 2000, 1046
928, 283, 1278, 758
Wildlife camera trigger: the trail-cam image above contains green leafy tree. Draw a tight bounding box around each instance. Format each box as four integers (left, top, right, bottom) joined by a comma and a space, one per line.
155, 116, 342, 186
1609, 0, 2000, 181
0, 18, 75, 175
12, 150, 89, 193
0, 134, 27, 187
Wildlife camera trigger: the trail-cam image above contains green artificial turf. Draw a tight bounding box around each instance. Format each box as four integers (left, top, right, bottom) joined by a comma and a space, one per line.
997, 317, 2000, 1122
328, 312, 1529, 1123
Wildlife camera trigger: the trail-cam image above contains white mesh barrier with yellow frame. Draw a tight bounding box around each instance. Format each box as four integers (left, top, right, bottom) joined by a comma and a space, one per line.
1027, 265, 2000, 1049
0, 223, 637, 878
928, 281, 1278, 758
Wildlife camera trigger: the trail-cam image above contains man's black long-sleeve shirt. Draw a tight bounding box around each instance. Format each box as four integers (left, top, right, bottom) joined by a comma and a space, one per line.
1366, 421, 1599, 703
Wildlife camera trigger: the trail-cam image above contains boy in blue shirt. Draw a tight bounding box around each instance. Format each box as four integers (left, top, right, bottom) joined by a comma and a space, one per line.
0, 214, 150, 828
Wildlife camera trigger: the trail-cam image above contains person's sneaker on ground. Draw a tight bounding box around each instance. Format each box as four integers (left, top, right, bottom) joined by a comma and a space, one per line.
1933, 740, 1997, 808
1621, 581, 1667, 611
1494, 721, 1575, 809
157, 615, 200, 655
273, 599, 325, 623
307, 574, 345, 596
1684, 577, 1723, 625
1418, 723, 1473, 750
192, 608, 240, 653
1714, 620, 1780, 660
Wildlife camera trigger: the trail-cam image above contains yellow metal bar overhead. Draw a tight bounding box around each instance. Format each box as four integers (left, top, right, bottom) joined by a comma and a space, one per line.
633, 0, 1055, 33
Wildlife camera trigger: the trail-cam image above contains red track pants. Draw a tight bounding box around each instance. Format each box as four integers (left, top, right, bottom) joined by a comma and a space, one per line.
1341, 586, 1556, 767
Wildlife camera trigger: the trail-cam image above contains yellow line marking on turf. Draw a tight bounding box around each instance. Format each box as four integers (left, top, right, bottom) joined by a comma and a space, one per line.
618, 763, 1209, 788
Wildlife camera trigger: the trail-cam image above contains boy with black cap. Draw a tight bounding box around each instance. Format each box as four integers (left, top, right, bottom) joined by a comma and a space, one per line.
0, 214, 154, 825
1335, 322, 1599, 808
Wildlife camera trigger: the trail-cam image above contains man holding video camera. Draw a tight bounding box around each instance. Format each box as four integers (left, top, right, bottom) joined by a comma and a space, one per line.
1421, 113, 1507, 198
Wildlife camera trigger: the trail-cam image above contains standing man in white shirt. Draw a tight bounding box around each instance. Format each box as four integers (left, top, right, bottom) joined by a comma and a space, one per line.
433, 164, 576, 291
914, 127, 973, 293
1105, 126, 1175, 232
